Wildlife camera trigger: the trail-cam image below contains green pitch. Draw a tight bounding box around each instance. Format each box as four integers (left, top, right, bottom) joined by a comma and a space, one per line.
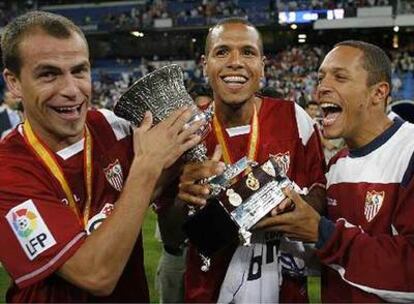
0, 210, 320, 303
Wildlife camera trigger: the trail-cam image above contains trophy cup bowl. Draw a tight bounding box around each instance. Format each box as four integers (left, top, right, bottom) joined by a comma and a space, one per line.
114, 64, 213, 161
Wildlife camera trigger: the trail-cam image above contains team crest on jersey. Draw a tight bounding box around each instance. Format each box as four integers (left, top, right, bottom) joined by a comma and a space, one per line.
6, 199, 56, 261
86, 203, 114, 235
364, 190, 385, 222
104, 159, 124, 192
269, 152, 290, 175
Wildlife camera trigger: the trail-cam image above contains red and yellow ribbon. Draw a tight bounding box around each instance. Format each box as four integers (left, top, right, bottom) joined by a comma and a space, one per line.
213, 104, 259, 168
23, 120, 93, 227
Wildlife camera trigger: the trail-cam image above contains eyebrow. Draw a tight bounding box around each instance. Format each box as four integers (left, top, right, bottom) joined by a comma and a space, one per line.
318, 67, 349, 74
70, 61, 90, 72
33, 60, 90, 75
212, 43, 259, 51
33, 65, 61, 75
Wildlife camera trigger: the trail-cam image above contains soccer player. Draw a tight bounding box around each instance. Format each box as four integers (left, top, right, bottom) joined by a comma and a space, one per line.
0, 11, 201, 302
257, 41, 414, 302
177, 18, 326, 302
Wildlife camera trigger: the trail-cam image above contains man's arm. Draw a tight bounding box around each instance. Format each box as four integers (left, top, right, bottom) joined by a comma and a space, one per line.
57, 108, 201, 296
256, 180, 414, 302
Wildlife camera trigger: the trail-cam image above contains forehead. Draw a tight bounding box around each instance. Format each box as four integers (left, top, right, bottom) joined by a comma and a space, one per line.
18, 29, 89, 68
319, 45, 365, 73
209, 23, 261, 50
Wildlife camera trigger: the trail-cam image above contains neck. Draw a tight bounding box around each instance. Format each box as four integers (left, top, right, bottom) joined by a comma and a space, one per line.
346, 115, 393, 149
215, 96, 262, 128
26, 120, 84, 152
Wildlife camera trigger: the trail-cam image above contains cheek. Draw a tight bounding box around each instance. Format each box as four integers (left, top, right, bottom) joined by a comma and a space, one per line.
79, 79, 92, 96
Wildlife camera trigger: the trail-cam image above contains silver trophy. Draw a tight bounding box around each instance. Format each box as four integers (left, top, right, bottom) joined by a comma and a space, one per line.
114, 64, 212, 162
184, 156, 308, 271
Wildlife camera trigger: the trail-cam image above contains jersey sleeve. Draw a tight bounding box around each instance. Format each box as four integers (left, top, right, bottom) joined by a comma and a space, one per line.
0, 161, 86, 288
316, 169, 414, 302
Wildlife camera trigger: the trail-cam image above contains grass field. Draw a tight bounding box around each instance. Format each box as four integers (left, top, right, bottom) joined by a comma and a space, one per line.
0, 210, 320, 303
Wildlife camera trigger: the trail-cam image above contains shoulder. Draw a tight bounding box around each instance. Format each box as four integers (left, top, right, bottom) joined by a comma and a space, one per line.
261, 97, 316, 145
87, 108, 132, 141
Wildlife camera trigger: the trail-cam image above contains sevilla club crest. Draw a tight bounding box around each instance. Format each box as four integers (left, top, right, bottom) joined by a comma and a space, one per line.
364, 190, 384, 222
270, 152, 290, 175
104, 159, 124, 192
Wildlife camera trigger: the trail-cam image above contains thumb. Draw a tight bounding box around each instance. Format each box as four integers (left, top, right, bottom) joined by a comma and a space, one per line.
140, 111, 153, 131
211, 145, 222, 161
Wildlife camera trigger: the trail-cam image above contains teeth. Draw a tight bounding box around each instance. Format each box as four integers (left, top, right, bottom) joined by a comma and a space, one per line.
223, 76, 247, 83
55, 105, 80, 113
320, 102, 340, 110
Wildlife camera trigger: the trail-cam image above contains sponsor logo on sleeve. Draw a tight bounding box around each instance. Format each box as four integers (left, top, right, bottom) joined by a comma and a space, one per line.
6, 199, 56, 261
364, 190, 385, 222
104, 159, 124, 192
85, 203, 114, 235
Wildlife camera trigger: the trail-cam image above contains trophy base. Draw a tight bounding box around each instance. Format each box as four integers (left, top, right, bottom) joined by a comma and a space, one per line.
183, 198, 239, 257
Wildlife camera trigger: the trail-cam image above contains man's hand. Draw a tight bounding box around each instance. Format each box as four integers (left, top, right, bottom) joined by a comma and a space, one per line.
177, 146, 225, 206
133, 107, 202, 169
255, 187, 321, 242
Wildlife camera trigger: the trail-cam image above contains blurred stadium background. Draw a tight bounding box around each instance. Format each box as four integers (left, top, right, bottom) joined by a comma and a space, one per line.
0, 0, 413, 302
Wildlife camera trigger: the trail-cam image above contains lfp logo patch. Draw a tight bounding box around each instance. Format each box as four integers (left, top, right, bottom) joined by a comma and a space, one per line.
12, 208, 37, 238
6, 199, 56, 261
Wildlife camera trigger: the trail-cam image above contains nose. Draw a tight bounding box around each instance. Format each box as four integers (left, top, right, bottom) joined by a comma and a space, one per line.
60, 74, 81, 100
316, 78, 333, 101
226, 50, 243, 69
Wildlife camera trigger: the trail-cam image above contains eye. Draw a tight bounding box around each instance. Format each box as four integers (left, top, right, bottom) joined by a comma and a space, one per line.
335, 74, 348, 82
243, 48, 256, 56
73, 66, 90, 78
317, 75, 324, 84
38, 71, 57, 81
214, 48, 228, 57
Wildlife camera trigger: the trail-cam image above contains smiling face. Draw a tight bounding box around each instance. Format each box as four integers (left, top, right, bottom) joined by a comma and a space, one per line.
317, 45, 378, 144
203, 22, 264, 109
4, 28, 91, 151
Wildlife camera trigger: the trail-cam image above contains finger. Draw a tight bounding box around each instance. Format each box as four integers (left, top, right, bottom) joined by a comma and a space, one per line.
157, 107, 188, 131
174, 134, 202, 159
179, 182, 210, 198
283, 187, 304, 206
180, 161, 224, 183
163, 137, 202, 168
138, 111, 153, 131
211, 145, 222, 161
253, 215, 284, 230
177, 120, 203, 142
271, 198, 294, 216
177, 193, 207, 206
170, 107, 193, 133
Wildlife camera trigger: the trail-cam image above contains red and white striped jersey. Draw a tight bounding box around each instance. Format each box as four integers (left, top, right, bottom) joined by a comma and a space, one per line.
0, 109, 149, 303
185, 97, 326, 302
318, 118, 414, 303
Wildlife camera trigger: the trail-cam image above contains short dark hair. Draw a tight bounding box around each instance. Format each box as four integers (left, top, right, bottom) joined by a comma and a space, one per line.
1, 10, 87, 76
204, 17, 263, 56
306, 101, 318, 108
189, 84, 213, 99
334, 40, 391, 90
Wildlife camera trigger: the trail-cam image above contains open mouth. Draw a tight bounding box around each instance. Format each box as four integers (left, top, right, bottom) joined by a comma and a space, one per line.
320, 102, 342, 126
221, 75, 248, 89
50, 103, 83, 120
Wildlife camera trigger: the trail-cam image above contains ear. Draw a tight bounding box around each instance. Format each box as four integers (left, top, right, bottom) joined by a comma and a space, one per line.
3, 68, 23, 99
371, 81, 390, 106
261, 55, 266, 78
